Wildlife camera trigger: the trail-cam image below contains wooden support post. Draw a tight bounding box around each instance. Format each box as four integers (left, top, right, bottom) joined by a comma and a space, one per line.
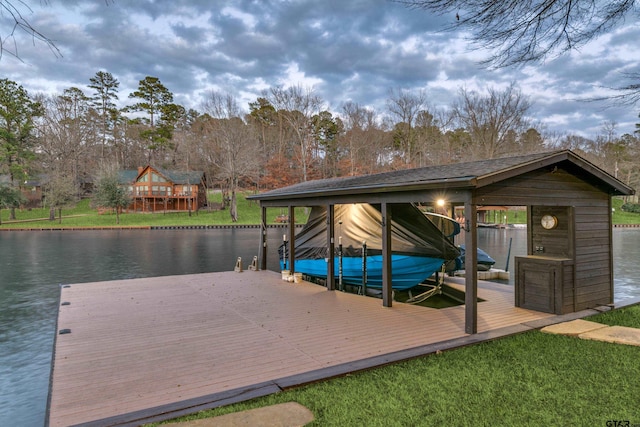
327, 204, 335, 290
288, 205, 295, 274
381, 202, 393, 307
607, 199, 614, 304
464, 200, 478, 334
260, 206, 267, 271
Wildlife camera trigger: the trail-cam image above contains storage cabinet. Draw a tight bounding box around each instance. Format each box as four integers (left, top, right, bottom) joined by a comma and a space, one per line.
515, 256, 575, 314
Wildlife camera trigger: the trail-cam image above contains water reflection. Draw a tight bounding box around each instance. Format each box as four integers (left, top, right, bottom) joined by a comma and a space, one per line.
0, 227, 638, 426
612, 228, 640, 301
0, 228, 282, 427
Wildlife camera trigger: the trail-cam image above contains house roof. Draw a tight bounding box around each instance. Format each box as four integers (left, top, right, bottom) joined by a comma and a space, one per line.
1, 174, 47, 187
119, 167, 205, 185
118, 170, 139, 184
249, 150, 634, 203
156, 168, 205, 185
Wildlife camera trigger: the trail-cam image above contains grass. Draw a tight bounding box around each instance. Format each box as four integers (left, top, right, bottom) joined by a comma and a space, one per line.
612, 197, 640, 225
2, 194, 639, 228
0, 192, 310, 227
152, 305, 640, 426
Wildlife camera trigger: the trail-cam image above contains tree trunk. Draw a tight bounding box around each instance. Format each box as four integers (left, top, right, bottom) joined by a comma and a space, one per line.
230, 190, 238, 222
59, 208, 63, 224
49, 206, 55, 221
10, 207, 16, 221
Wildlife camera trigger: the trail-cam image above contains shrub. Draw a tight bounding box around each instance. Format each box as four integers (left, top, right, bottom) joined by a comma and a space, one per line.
620, 202, 640, 213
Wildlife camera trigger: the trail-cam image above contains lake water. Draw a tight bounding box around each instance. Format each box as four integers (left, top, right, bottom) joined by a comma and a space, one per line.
1, 227, 639, 426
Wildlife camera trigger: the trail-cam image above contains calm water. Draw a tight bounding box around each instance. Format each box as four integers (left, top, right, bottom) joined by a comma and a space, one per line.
1, 227, 639, 426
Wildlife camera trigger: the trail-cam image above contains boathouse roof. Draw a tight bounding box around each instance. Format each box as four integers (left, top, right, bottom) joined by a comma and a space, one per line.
250, 149, 634, 335
250, 150, 634, 203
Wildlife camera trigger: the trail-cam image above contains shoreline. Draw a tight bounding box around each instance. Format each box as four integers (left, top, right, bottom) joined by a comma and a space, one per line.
0, 224, 297, 231
2, 223, 640, 231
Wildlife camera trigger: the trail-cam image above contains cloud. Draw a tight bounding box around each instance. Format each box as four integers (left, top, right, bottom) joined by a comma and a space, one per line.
2, 0, 638, 138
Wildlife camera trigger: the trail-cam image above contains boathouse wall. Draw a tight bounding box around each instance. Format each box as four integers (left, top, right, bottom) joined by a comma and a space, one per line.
474, 166, 613, 312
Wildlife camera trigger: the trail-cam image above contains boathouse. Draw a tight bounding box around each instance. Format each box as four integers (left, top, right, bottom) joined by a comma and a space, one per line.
119, 166, 207, 212
249, 150, 634, 334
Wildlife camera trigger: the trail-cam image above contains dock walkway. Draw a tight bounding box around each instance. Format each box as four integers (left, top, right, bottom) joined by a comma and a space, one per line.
49, 271, 567, 426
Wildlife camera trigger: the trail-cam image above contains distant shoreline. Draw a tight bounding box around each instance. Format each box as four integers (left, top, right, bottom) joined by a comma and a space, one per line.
2, 223, 639, 232
0, 224, 299, 231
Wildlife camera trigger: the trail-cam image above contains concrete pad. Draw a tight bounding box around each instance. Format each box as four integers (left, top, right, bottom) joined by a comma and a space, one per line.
164, 402, 314, 427
540, 319, 608, 336
579, 326, 640, 347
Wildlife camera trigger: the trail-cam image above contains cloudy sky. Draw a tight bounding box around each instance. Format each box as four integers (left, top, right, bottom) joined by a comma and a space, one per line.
3, 0, 639, 138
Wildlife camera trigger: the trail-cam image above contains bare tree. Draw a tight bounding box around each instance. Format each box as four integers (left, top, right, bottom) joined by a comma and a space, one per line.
386, 88, 427, 165
339, 102, 394, 175
0, 1, 61, 60
454, 83, 532, 159
36, 88, 97, 194
201, 91, 260, 222
401, 0, 637, 67
265, 85, 324, 182
588, 71, 640, 106
401, 1, 640, 105
43, 169, 78, 223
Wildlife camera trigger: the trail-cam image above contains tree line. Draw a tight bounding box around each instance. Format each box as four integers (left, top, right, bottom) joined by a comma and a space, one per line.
1, 73, 639, 221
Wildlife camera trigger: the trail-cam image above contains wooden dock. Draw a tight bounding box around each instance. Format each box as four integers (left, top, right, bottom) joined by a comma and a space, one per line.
48, 271, 560, 426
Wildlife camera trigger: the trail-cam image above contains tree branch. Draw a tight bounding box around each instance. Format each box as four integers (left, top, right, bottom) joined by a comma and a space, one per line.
0, 0, 61, 60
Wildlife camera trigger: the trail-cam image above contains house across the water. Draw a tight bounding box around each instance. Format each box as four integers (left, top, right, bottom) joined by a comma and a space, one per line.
119, 166, 207, 213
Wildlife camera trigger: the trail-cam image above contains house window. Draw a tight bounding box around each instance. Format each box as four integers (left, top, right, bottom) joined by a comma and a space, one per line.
152, 173, 162, 182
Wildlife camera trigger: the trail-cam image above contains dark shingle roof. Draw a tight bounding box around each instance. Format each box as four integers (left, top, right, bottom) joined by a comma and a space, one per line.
119, 167, 205, 185
118, 170, 139, 184
158, 169, 205, 185
250, 150, 634, 202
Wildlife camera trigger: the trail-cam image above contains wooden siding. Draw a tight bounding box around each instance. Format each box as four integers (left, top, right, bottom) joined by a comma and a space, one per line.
127, 166, 207, 212
515, 256, 575, 314
475, 166, 614, 310
48, 271, 554, 426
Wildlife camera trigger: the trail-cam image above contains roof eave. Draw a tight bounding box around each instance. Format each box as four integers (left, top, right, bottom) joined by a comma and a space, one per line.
476, 150, 634, 196
249, 176, 477, 202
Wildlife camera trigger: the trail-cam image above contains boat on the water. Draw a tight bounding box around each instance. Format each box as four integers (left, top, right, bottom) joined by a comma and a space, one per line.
279, 203, 460, 290
456, 245, 496, 271
421, 212, 496, 272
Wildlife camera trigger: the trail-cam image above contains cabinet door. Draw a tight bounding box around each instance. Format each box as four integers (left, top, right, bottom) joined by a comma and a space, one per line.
516, 259, 557, 313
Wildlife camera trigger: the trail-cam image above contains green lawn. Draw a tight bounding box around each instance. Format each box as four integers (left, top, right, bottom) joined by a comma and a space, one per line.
2, 194, 639, 227
0, 193, 309, 227
153, 305, 640, 426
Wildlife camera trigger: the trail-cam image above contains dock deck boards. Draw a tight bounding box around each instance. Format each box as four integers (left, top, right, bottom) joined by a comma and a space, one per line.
49, 271, 554, 426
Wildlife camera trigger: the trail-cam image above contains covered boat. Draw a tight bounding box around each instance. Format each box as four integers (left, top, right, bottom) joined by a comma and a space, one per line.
280, 203, 460, 290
